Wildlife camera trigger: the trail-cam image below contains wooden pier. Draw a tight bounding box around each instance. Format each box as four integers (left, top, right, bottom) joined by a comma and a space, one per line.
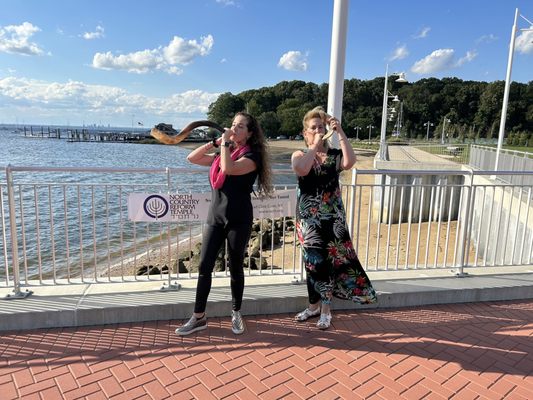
20, 126, 150, 143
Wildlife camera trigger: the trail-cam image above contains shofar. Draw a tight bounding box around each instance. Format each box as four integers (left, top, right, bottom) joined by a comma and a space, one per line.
150, 120, 225, 145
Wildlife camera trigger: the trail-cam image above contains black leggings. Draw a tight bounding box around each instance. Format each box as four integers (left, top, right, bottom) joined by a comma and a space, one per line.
194, 222, 252, 314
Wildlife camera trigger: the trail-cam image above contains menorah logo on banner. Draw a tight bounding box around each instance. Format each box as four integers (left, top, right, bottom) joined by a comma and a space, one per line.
143, 195, 169, 219
128, 189, 296, 222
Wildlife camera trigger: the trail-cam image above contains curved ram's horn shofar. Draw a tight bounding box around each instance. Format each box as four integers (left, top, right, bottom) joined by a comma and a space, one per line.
150, 120, 225, 145
316, 109, 335, 142
322, 128, 335, 141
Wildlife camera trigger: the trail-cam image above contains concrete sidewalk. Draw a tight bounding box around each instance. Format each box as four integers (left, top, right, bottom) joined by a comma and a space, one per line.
2, 266, 532, 332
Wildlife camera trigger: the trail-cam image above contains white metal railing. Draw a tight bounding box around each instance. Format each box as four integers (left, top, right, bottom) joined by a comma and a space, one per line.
470, 145, 533, 186
1, 165, 300, 297
343, 168, 533, 275
2, 165, 533, 297
410, 143, 470, 164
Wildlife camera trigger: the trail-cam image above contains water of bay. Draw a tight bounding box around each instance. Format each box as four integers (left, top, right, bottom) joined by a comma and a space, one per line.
0, 125, 295, 280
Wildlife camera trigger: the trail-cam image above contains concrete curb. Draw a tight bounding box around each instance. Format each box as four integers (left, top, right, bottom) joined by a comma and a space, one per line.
1, 272, 532, 332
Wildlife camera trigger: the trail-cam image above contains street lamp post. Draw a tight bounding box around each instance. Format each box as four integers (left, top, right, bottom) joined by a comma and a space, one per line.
441, 117, 451, 144
379, 64, 407, 160
424, 121, 434, 141
495, 8, 533, 171
354, 126, 361, 140
367, 125, 375, 142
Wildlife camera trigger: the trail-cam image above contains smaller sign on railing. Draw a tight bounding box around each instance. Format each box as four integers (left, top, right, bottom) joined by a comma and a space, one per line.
128, 189, 296, 222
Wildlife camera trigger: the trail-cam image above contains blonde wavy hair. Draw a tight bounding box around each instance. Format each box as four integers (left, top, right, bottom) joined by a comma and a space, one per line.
302, 106, 332, 149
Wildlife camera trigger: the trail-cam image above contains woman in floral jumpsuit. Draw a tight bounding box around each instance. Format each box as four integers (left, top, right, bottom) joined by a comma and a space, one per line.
291, 106, 377, 330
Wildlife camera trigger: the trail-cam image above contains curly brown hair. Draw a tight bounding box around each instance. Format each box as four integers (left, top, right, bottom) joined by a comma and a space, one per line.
237, 112, 273, 196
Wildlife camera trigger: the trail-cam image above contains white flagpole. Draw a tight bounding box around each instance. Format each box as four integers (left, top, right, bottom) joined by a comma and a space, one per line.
326, 0, 349, 149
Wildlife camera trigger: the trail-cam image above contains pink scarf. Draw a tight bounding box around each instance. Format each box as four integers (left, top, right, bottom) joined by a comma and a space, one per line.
209, 145, 251, 189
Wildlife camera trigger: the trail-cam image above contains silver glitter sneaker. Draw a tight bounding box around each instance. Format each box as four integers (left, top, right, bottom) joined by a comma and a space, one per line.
294, 307, 321, 322
231, 310, 245, 335
175, 315, 207, 336
316, 313, 332, 330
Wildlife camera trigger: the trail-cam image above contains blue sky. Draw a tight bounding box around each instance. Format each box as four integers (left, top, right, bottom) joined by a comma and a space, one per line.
0, 0, 532, 128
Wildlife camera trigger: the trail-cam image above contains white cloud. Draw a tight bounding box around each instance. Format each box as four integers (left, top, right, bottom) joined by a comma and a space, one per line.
163, 35, 213, 64
389, 45, 409, 61
413, 27, 431, 39
0, 76, 220, 120
165, 66, 184, 75
476, 34, 497, 44
216, 0, 236, 6
278, 51, 308, 72
410, 48, 476, 74
0, 22, 45, 56
82, 25, 105, 40
456, 50, 477, 66
92, 34, 213, 75
515, 28, 533, 54
411, 49, 455, 74
93, 49, 165, 74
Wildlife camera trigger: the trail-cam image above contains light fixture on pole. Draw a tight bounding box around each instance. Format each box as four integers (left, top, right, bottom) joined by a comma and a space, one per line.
495, 8, 533, 171
395, 101, 404, 137
441, 117, 451, 144
367, 124, 375, 142
354, 126, 361, 140
424, 121, 434, 141
379, 64, 407, 160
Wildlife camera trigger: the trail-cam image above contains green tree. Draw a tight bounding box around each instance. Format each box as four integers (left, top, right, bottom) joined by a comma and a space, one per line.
474, 82, 504, 139
277, 99, 308, 136
207, 92, 245, 127
258, 111, 281, 138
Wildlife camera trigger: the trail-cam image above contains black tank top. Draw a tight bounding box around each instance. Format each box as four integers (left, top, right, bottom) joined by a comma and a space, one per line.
207, 151, 260, 226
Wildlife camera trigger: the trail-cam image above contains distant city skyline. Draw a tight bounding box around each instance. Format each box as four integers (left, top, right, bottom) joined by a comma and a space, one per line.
1, 0, 532, 128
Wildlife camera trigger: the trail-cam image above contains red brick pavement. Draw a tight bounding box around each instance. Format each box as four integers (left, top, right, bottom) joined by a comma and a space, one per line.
1, 300, 532, 399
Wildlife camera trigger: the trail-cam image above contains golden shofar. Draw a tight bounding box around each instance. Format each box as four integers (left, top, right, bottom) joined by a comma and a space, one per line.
150, 120, 225, 145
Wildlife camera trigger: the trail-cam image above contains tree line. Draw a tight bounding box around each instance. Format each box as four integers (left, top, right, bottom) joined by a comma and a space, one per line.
207, 78, 532, 143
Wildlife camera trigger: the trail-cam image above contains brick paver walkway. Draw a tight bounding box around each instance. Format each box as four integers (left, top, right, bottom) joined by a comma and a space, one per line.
1, 300, 532, 399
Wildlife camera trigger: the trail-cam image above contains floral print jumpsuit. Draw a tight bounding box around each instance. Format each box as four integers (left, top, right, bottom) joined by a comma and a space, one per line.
296, 148, 377, 305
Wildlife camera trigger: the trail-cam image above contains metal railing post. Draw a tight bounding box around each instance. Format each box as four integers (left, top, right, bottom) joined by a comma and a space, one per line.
347, 169, 356, 236
454, 168, 474, 277
160, 167, 181, 292
4, 165, 32, 299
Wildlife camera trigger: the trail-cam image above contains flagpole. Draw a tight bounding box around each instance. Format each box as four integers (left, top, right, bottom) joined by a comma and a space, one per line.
326, 0, 349, 149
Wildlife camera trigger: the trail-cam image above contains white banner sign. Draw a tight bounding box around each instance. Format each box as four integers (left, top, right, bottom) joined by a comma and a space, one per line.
128, 189, 296, 222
